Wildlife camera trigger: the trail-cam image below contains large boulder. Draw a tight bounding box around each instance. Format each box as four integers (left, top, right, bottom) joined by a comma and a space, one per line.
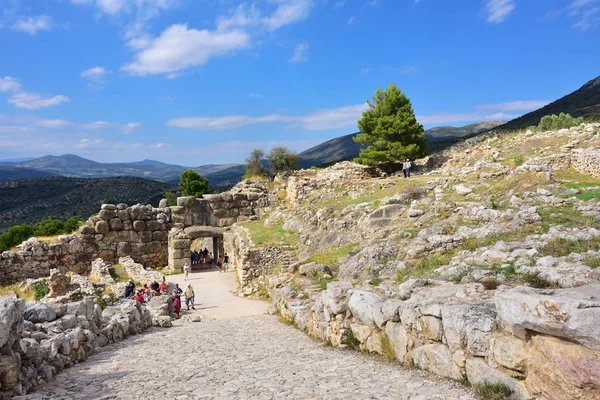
441, 302, 496, 357
412, 344, 463, 381
298, 262, 332, 277
0, 298, 24, 349
525, 335, 600, 400
348, 290, 385, 327
324, 281, 354, 314
23, 302, 57, 323
495, 285, 600, 350
89, 258, 115, 284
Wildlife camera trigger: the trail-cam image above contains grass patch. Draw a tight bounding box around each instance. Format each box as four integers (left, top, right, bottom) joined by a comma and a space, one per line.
488, 172, 549, 198
380, 333, 396, 361
241, 219, 299, 247
473, 381, 512, 400
305, 243, 359, 267
368, 277, 382, 286
573, 190, 600, 201
538, 206, 594, 231
539, 237, 600, 258
554, 168, 600, 189
32, 279, 50, 300
584, 256, 600, 269
395, 251, 454, 283
108, 263, 130, 283
319, 278, 333, 291
256, 283, 271, 299
482, 278, 501, 291
342, 329, 361, 350
0, 284, 35, 301
524, 272, 558, 289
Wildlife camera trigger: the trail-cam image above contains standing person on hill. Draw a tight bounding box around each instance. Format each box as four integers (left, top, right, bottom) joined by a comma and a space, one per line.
183, 262, 190, 281
184, 283, 196, 310
172, 283, 183, 317
223, 253, 230, 272
403, 159, 412, 178
203, 247, 209, 260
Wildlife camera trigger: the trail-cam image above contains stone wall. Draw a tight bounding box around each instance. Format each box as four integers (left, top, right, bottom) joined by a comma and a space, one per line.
273, 281, 600, 399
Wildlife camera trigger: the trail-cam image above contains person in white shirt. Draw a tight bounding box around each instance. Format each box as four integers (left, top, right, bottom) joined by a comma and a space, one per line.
403, 159, 412, 178
183, 262, 190, 281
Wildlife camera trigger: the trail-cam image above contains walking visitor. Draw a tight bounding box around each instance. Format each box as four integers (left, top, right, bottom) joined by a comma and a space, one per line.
172, 283, 183, 317
183, 262, 190, 281
184, 283, 195, 310
403, 159, 412, 178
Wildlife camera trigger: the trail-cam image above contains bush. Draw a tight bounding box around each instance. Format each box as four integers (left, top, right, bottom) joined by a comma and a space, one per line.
473, 381, 512, 400
524, 272, 558, 289
33, 219, 64, 237
164, 191, 178, 207
33, 279, 50, 300
0, 224, 34, 252
267, 147, 299, 176
535, 113, 583, 132
63, 216, 85, 233
482, 279, 500, 291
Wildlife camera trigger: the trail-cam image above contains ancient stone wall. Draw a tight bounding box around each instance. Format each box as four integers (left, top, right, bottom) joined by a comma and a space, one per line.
273, 282, 600, 399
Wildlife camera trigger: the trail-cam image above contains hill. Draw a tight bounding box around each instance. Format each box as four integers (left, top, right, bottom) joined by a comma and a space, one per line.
298, 133, 365, 168
0, 167, 57, 182
0, 176, 176, 232
499, 75, 600, 131
425, 121, 505, 141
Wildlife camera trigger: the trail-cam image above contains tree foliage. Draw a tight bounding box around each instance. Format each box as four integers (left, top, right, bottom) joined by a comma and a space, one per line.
64, 216, 85, 233
0, 224, 34, 252
354, 83, 427, 168
164, 191, 178, 206
530, 113, 584, 132
179, 169, 209, 197
244, 148, 268, 179
33, 219, 64, 237
267, 147, 299, 176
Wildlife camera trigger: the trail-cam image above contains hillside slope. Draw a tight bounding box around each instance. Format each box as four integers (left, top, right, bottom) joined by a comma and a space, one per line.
425, 121, 505, 141
0, 176, 176, 232
499, 75, 600, 131
0, 167, 56, 181
298, 133, 365, 168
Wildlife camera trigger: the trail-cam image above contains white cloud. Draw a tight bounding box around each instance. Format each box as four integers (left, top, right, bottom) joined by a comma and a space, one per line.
122, 122, 141, 134
477, 100, 550, 112
8, 92, 70, 110
347, 16, 355, 25
81, 66, 106, 78
485, 0, 516, 23
568, 0, 600, 30
11, 15, 52, 34
248, 93, 264, 98
37, 119, 73, 128
263, 0, 313, 31
0, 77, 21, 92
289, 42, 309, 64
97, 0, 127, 15
166, 104, 368, 131
79, 120, 140, 133
121, 24, 250, 75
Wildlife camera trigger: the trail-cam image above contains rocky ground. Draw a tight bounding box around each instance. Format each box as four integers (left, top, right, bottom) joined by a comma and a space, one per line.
21, 315, 475, 400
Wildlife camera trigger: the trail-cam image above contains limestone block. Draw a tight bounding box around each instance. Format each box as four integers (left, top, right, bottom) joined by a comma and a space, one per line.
101, 204, 117, 210
117, 242, 132, 257
171, 239, 190, 250
152, 231, 168, 241
129, 204, 150, 220
369, 204, 405, 219
117, 203, 128, 210
139, 231, 153, 243
247, 192, 262, 201
109, 218, 123, 231
0, 355, 19, 395
385, 321, 411, 363
117, 209, 130, 221
325, 281, 354, 314
466, 358, 518, 392
177, 196, 196, 207
133, 220, 146, 232
24, 302, 56, 323
117, 230, 138, 242
122, 220, 133, 231
348, 290, 385, 327
170, 206, 186, 215
172, 249, 184, 259
130, 243, 148, 257
98, 209, 117, 221
299, 262, 332, 277
442, 302, 496, 356
236, 200, 250, 208
232, 193, 247, 201
202, 194, 222, 202
146, 220, 160, 231
221, 193, 233, 202
146, 241, 162, 253
413, 344, 463, 381
525, 335, 600, 400
489, 333, 528, 372
420, 316, 443, 342
213, 209, 229, 219
239, 207, 254, 216
350, 323, 374, 345
79, 225, 94, 235
229, 208, 240, 217
495, 284, 600, 350
95, 220, 109, 235
219, 218, 237, 227
158, 199, 168, 208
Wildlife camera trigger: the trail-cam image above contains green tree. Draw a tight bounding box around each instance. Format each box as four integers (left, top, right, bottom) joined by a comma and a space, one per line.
164, 191, 178, 206
267, 147, 299, 176
0, 224, 34, 252
535, 113, 583, 132
179, 169, 209, 197
33, 219, 65, 237
244, 148, 268, 179
64, 216, 85, 233
354, 83, 427, 169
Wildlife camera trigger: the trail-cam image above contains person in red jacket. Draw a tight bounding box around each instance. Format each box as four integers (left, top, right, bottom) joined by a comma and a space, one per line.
135, 289, 145, 304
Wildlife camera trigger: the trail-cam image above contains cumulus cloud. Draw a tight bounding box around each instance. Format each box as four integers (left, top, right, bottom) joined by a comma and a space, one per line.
8, 92, 70, 110
11, 15, 52, 34
81, 66, 106, 78
262, 0, 313, 31
289, 42, 309, 64
485, 0, 516, 23
0, 77, 21, 92
121, 24, 250, 75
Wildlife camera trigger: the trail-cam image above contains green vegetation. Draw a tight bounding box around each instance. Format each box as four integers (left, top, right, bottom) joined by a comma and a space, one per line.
342, 329, 361, 350
164, 191, 178, 206
523, 272, 558, 289
244, 149, 269, 179
368, 277, 382, 286
354, 83, 427, 169
379, 333, 396, 361
395, 252, 454, 283
0, 284, 35, 301
241, 219, 299, 247
0, 224, 34, 252
319, 277, 333, 291
538, 206, 595, 231
267, 147, 299, 176
93, 288, 116, 310
529, 113, 583, 132
108, 263, 131, 283
539, 237, 600, 258
32, 279, 50, 300
473, 381, 512, 400
179, 169, 209, 197
0, 216, 85, 252
584, 256, 600, 269
305, 243, 358, 267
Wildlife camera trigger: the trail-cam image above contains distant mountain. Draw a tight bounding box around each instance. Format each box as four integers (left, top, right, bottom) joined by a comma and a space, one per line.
298, 133, 365, 169
0, 167, 57, 182
0, 176, 176, 232
127, 159, 174, 168
499, 75, 600, 131
0, 157, 37, 163
425, 121, 505, 142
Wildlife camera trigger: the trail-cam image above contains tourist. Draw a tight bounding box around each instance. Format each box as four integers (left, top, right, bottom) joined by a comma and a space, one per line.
208, 252, 213, 266
403, 159, 412, 178
172, 283, 183, 317
183, 262, 191, 281
150, 280, 160, 295
124, 279, 135, 298
159, 279, 167, 293
135, 289, 145, 304
199, 255, 204, 270
223, 253, 229, 272
184, 283, 196, 311
203, 247, 209, 259
143, 283, 153, 302
217, 256, 223, 273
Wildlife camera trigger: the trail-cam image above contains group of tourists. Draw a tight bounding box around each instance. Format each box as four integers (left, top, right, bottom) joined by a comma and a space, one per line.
191, 248, 212, 268
185, 251, 230, 280
122, 278, 196, 317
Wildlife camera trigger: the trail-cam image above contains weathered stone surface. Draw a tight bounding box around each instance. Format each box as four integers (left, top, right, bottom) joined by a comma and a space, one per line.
23, 302, 56, 323
525, 335, 600, 400
158, 199, 168, 208
0, 298, 24, 349
489, 333, 528, 372
465, 358, 518, 392
495, 285, 600, 350
442, 302, 496, 356
324, 281, 354, 314
348, 290, 385, 327
413, 344, 463, 381
146, 220, 161, 231
109, 218, 122, 231
116, 242, 132, 257
0, 355, 19, 394
298, 262, 332, 277
385, 321, 411, 363
94, 220, 109, 235
98, 209, 117, 221
133, 220, 146, 232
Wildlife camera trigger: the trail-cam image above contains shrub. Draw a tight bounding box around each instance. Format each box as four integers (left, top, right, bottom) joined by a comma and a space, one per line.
33, 219, 65, 237
524, 272, 558, 289
94, 288, 108, 310
482, 279, 500, 291
473, 381, 512, 400
63, 216, 85, 233
32, 279, 50, 300
513, 155, 524, 166
164, 191, 178, 207
584, 256, 600, 269
369, 277, 382, 286
535, 113, 583, 132
0, 224, 35, 252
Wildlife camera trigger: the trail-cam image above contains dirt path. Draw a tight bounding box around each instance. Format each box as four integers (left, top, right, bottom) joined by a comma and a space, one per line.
168, 267, 269, 319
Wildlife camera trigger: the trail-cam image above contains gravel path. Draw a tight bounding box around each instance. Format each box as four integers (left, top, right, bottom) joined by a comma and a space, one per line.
24, 315, 475, 400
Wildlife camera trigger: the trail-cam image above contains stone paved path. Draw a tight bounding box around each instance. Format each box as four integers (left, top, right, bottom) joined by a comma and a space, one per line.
23, 269, 475, 400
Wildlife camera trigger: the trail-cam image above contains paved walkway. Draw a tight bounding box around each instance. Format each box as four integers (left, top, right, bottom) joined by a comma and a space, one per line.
24, 268, 476, 400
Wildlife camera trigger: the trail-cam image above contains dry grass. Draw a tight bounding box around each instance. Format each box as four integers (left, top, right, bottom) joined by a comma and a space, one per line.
0, 284, 35, 301
379, 333, 396, 361
304, 243, 358, 267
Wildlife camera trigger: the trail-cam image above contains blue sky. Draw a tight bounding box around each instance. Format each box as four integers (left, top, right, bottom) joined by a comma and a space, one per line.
0, 0, 598, 165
